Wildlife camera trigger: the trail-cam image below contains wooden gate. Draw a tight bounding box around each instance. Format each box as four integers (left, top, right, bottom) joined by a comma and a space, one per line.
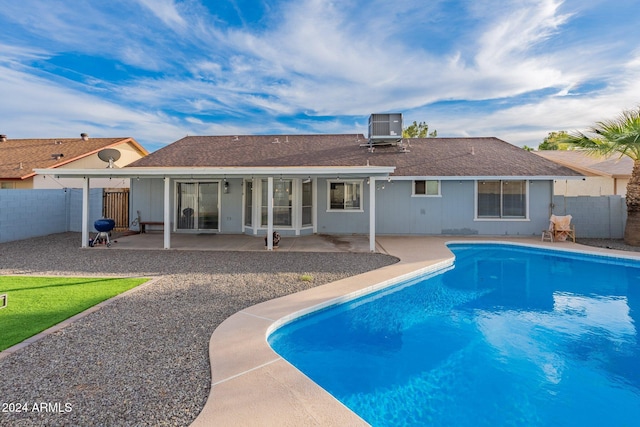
103, 189, 129, 231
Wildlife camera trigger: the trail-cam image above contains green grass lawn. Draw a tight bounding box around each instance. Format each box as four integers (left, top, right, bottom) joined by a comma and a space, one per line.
0, 276, 149, 351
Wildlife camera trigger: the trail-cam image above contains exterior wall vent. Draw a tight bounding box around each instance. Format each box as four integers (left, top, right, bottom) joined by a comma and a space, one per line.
368, 113, 403, 145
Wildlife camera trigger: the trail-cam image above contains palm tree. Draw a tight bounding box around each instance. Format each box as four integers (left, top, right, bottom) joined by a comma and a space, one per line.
559, 106, 640, 245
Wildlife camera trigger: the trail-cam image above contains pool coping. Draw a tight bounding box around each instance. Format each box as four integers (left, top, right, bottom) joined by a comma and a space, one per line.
190, 236, 640, 426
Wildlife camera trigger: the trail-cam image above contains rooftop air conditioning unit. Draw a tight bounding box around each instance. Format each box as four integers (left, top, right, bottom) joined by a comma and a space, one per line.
368, 113, 403, 145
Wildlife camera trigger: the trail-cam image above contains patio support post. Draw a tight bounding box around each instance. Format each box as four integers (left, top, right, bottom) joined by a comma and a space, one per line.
81, 176, 90, 248
369, 176, 376, 252
163, 177, 171, 249
312, 177, 318, 234
267, 176, 274, 250
252, 178, 259, 235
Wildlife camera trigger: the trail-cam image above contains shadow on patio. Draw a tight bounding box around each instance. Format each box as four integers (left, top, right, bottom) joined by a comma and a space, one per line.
93, 232, 375, 253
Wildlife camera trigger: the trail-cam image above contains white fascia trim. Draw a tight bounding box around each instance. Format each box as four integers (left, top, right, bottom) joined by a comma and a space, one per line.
34, 166, 395, 179
389, 175, 583, 181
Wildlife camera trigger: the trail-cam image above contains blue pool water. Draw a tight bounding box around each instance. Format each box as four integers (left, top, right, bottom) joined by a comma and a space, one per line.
268, 244, 640, 426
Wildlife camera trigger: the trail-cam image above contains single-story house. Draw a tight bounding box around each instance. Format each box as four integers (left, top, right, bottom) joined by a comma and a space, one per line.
0, 133, 148, 189
35, 114, 582, 251
534, 150, 632, 196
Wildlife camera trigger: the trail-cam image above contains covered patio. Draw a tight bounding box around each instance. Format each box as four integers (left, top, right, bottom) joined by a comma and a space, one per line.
35, 165, 395, 252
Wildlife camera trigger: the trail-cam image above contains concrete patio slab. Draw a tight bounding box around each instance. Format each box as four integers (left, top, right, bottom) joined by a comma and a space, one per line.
93, 232, 372, 252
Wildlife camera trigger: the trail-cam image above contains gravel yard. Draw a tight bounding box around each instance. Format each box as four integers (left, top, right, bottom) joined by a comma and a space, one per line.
0, 233, 398, 427
577, 238, 640, 253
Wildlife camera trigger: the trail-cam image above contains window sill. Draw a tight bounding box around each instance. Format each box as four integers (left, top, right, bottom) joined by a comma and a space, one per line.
474, 217, 530, 222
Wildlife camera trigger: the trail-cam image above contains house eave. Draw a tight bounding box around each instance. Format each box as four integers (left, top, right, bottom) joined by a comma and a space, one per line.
384, 175, 585, 181
33, 165, 396, 179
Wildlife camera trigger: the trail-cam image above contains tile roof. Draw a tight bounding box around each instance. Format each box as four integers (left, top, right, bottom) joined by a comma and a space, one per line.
129, 134, 582, 177
535, 150, 632, 178
0, 136, 145, 180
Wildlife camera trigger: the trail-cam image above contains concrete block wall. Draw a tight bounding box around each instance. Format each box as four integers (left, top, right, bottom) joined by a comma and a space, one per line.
67, 189, 104, 232
552, 195, 626, 238
0, 189, 103, 243
0, 190, 68, 243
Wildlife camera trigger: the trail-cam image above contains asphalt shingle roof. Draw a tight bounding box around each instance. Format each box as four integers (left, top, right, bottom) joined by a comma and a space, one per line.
129, 134, 582, 177
535, 150, 632, 178
0, 137, 143, 179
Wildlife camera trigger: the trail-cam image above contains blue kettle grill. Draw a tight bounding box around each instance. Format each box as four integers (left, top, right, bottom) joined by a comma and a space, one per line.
90, 218, 116, 247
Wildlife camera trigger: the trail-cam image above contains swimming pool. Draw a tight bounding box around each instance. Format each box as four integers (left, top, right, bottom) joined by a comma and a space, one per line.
268, 243, 640, 426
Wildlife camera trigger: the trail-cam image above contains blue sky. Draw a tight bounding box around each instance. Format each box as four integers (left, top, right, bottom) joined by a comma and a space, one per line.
0, 0, 638, 152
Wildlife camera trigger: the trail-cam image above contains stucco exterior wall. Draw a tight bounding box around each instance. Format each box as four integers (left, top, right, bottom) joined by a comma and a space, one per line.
33, 175, 131, 189
130, 178, 167, 228
616, 178, 629, 196
129, 177, 627, 239
130, 178, 244, 234
31, 141, 144, 189
315, 178, 371, 235
375, 180, 553, 236
219, 178, 243, 233
56, 142, 143, 169
553, 177, 614, 197
0, 180, 32, 189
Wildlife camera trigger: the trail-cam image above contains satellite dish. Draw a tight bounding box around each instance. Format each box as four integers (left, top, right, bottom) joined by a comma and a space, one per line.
98, 148, 121, 168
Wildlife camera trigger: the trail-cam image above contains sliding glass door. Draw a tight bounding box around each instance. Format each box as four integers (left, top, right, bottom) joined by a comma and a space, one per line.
176, 182, 219, 231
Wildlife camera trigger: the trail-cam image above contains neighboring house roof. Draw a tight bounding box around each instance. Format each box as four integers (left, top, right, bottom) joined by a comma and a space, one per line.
129, 135, 581, 178
535, 150, 633, 178
0, 136, 148, 180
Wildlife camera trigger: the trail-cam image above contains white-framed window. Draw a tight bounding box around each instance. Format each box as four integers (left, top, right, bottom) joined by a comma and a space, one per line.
302, 180, 313, 226
261, 179, 293, 226
244, 180, 253, 227
328, 180, 363, 211
413, 180, 440, 196
476, 180, 528, 219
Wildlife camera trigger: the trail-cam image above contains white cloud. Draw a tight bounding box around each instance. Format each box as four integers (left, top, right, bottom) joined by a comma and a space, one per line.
0, 43, 49, 62
476, 0, 570, 61
414, 54, 640, 147
134, 0, 187, 29
0, 0, 636, 150
211, 0, 583, 117
0, 65, 183, 149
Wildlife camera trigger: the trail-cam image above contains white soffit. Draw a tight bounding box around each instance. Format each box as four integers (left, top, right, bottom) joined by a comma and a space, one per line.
33, 165, 396, 179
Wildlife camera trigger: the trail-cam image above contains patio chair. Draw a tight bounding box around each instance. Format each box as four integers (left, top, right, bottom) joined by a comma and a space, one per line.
548, 214, 576, 243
